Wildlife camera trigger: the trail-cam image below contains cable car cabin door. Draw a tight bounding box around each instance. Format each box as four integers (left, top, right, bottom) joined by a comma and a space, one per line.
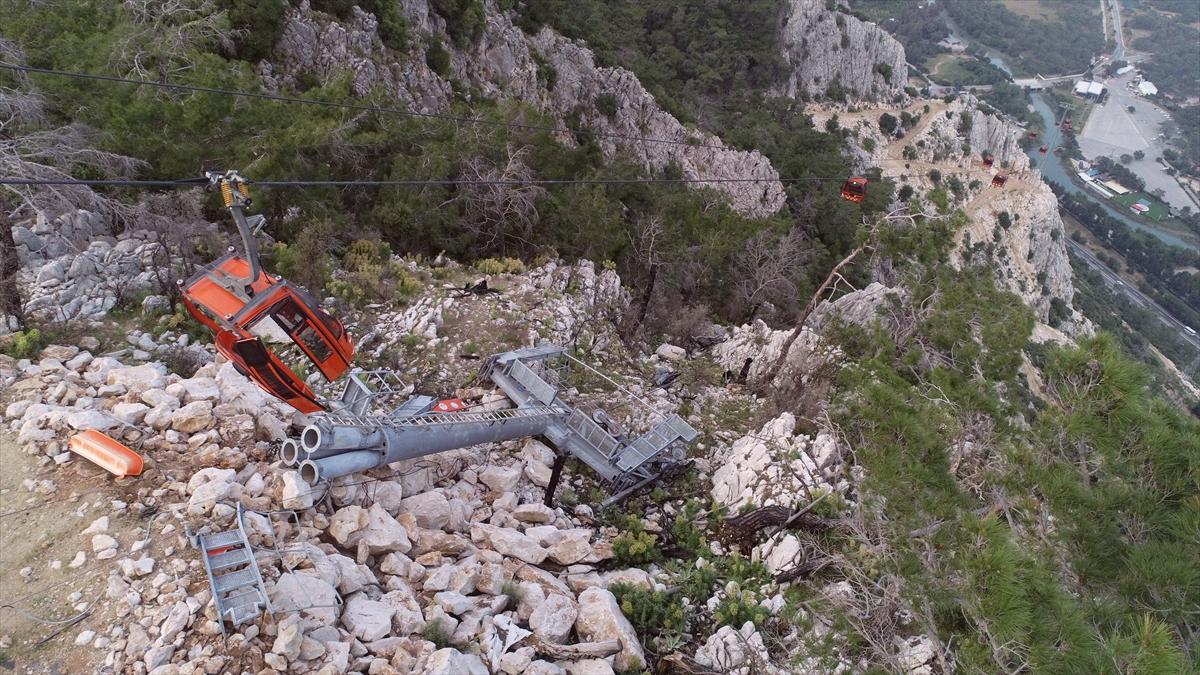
215, 331, 323, 413
247, 288, 354, 382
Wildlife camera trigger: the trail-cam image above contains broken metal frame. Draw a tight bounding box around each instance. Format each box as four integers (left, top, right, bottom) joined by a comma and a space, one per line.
282, 344, 698, 507
193, 504, 344, 635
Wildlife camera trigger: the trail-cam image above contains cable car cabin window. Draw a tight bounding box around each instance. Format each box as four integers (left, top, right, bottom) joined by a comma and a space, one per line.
268, 299, 334, 363
291, 285, 344, 340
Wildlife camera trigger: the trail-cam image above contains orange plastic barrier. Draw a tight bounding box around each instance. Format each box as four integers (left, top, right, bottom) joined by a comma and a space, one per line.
69, 430, 144, 478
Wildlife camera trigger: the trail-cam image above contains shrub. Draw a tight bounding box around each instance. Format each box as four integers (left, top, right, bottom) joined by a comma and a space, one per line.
501, 580, 524, 607
431, 0, 485, 45
222, 0, 288, 61
713, 585, 769, 628
611, 582, 686, 638
474, 257, 526, 275
422, 619, 453, 648
595, 93, 619, 119
612, 517, 661, 565
2, 328, 45, 359
426, 40, 451, 77
344, 239, 393, 272
998, 211, 1012, 229
878, 112, 898, 135
874, 62, 894, 82
668, 501, 707, 557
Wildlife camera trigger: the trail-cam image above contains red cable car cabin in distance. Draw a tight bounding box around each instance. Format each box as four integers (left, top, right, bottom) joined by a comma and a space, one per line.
181, 253, 355, 413
840, 176, 868, 203
1039, 145, 1048, 154
982, 155, 995, 167
991, 173, 1008, 188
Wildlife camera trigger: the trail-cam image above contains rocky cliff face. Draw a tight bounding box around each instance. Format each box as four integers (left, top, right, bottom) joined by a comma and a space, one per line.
778, 0, 908, 102
266, 1, 785, 217
904, 97, 1029, 171
957, 180, 1082, 328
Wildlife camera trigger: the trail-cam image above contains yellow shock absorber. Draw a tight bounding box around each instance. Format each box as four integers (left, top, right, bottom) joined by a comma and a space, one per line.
237, 182, 249, 199
220, 181, 234, 207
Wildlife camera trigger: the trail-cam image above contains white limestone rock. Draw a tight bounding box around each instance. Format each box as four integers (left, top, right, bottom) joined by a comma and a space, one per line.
573, 587, 645, 672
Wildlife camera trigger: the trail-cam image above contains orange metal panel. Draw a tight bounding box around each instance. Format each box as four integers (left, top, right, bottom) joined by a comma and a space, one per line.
186, 277, 247, 322
69, 430, 144, 477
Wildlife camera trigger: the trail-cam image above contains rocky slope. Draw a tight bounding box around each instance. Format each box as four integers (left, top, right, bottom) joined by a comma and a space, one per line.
778, 0, 908, 102
1, 228, 947, 673
265, 1, 785, 217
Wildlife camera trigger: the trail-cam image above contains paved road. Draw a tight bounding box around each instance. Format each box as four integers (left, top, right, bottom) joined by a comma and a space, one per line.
1066, 238, 1200, 351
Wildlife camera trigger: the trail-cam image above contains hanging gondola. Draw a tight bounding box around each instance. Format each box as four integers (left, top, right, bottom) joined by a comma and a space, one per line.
180, 171, 355, 413
840, 176, 868, 203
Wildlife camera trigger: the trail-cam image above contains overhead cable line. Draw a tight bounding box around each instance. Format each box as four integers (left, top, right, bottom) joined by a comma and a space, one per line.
0, 176, 843, 188
1, 62, 737, 151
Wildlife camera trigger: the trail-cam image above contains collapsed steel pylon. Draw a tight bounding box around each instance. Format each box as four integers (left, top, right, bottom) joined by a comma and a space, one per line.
281, 345, 697, 504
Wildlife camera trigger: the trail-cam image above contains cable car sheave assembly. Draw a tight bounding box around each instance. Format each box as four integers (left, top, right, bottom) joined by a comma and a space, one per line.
185, 171, 698, 506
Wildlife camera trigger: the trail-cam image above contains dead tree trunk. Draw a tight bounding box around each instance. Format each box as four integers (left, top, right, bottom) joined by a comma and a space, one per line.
0, 210, 24, 329
759, 245, 864, 389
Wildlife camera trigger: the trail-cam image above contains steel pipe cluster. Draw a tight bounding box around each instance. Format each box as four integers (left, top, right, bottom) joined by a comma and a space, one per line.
283, 412, 559, 485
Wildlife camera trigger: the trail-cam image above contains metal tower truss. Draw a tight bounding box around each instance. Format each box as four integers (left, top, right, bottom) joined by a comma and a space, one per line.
281, 344, 698, 503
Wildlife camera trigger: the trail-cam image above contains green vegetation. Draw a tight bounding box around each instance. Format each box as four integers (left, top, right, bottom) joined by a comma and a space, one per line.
981, 81, 1038, 128
474, 257, 526, 275
1053, 186, 1200, 331
612, 517, 662, 566
1112, 191, 1171, 223
942, 0, 1104, 76
925, 54, 1011, 87
422, 619, 454, 648
830, 262, 1197, 671
1, 328, 46, 359
0, 0, 894, 342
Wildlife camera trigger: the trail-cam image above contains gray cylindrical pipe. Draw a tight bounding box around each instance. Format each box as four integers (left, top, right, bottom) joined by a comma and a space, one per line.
300, 450, 382, 485
302, 423, 385, 453
299, 411, 560, 484
280, 439, 300, 466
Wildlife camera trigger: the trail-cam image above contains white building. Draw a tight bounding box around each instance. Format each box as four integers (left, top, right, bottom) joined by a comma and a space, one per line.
1137, 81, 1158, 96
1116, 64, 1135, 75
1075, 81, 1106, 99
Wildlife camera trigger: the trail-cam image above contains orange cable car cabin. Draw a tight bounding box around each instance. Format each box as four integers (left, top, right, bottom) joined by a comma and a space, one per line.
840, 176, 868, 203
180, 172, 355, 413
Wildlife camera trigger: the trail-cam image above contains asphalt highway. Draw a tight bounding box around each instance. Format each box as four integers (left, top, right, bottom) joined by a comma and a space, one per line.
1066, 238, 1200, 351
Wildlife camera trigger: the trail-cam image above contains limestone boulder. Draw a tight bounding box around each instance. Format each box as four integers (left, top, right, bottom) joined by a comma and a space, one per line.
574, 587, 644, 672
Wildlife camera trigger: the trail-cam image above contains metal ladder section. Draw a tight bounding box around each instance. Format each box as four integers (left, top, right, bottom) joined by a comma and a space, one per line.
197, 503, 272, 634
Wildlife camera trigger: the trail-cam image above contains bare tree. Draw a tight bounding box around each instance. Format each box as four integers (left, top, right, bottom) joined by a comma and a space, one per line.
113, 0, 237, 80
732, 227, 811, 322
456, 144, 545, 255
624, 214, 667, 338
1, 40, 143, 223
759, 243, 867, 389
0, 209, 23, 328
